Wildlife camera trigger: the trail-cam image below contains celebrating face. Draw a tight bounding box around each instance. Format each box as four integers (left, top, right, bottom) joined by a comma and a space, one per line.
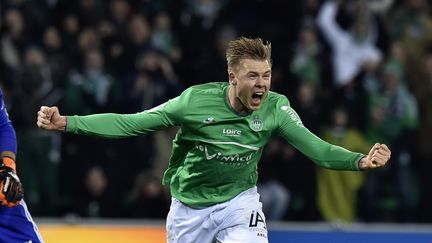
229, 58, 271, 113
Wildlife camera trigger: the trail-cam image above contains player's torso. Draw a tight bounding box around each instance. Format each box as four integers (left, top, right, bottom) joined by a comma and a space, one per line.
165, 83, 284, 206
169, 84, 278, 191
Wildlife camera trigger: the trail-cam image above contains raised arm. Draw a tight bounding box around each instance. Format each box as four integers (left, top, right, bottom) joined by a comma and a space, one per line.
317, 0, 349, 49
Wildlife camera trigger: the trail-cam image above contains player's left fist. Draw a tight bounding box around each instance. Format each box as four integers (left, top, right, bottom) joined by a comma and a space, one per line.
0, 157, 24, 207
359, 143, 391, 170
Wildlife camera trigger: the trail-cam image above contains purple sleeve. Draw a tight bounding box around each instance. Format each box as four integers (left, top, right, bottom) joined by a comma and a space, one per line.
0, 90, 17, 154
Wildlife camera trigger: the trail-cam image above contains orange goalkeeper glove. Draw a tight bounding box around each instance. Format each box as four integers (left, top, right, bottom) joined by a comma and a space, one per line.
0, 157, 24, 207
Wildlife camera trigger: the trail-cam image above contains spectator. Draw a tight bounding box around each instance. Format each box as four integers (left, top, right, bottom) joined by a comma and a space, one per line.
181, 0, 227, 30
124, 170, 170, 219
64, 48, 120, 114
151, 11, 182, 62
42, 26, 70, 87
108, 0, 131, 31
1, 9, 28, 89
60, 14, 81, 54
293, 82, 321, 134
290, 23, 323, 88
109, 14, 153, 75
317, 0, 383, 88
317, 106, 370, 223
75, 165, 117, 218
122, 50, 182, 113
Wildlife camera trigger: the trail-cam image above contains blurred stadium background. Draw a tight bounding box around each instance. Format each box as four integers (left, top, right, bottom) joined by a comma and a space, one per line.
1, 0, 432, 241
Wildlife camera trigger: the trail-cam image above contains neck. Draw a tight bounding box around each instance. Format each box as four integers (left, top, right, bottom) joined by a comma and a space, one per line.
228, 85, 249, 114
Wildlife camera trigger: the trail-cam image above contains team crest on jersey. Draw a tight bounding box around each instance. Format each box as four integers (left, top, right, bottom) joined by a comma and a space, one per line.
250, 115, 263, 132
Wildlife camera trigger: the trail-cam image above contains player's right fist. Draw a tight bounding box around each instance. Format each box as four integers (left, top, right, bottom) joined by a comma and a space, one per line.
37, 106, 67, 131
0, 157, 23, 207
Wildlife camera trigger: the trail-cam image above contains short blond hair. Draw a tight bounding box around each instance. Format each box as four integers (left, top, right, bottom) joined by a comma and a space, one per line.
226, 37, 272, 72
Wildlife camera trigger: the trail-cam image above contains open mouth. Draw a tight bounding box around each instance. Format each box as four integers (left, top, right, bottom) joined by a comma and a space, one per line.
251, 92, 264, 106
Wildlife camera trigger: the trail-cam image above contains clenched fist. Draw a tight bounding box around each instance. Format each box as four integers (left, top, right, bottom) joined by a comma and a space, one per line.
36, 106, 67, 131
359, 143, 391, 170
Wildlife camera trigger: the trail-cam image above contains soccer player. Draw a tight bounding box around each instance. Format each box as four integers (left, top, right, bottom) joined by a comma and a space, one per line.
37, 37, 391, 243
1, 88, 44, 243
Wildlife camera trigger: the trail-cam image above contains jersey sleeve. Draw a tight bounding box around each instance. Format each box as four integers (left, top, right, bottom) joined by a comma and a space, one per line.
0, 91, 17, 154
275, 96, 363, 171
66, 88, 192, 138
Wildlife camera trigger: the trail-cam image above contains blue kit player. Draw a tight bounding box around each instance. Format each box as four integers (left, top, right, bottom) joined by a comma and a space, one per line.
0, 88, 43, 243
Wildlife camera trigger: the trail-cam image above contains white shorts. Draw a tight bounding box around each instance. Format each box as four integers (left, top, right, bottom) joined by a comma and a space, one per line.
166, 187, 268, 243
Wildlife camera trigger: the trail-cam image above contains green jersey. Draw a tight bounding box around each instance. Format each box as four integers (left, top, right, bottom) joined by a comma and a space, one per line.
66, 82, 363, 207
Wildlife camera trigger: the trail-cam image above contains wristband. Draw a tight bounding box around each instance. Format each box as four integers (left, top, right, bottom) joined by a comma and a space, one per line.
357, 155, 366, 171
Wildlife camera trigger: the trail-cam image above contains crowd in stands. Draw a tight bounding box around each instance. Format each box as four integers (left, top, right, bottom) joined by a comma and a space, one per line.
1, 0, 432, 223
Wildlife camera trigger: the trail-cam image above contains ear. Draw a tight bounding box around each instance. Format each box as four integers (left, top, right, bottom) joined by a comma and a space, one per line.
229, 72, 237, 85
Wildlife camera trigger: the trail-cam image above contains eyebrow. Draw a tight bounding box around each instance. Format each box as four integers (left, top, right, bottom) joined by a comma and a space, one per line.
248, 70, 271, 75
